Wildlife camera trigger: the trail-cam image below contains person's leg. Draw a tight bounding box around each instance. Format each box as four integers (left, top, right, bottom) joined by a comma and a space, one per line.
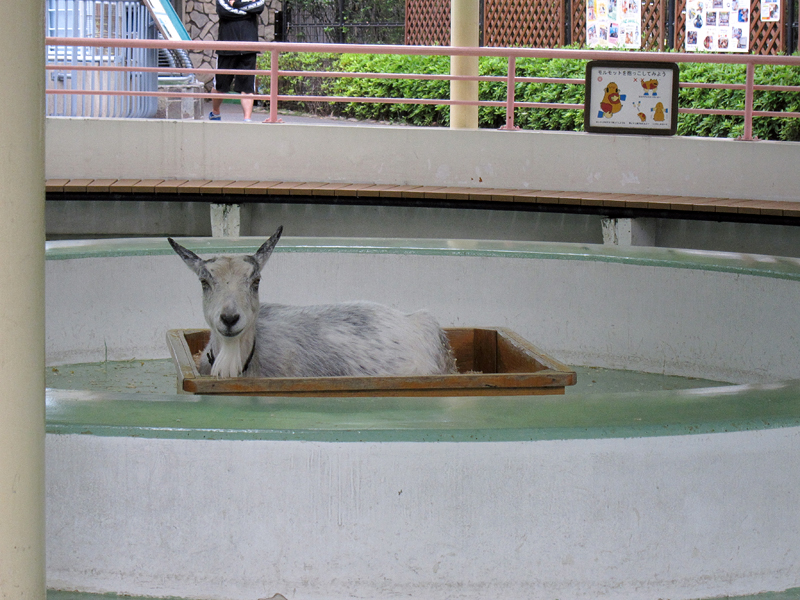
240, 94, 254, 120
234, 54, 258, 121
211, 55, 235, 119
211, 91, 223, 117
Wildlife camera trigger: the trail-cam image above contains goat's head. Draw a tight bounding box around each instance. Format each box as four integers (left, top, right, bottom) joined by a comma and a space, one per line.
168, 226, 283, 341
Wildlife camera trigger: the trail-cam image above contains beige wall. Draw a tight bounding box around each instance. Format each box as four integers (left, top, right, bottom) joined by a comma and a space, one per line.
46, 117, 800, 202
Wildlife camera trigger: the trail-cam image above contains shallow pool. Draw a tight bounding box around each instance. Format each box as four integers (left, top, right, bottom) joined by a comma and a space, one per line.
46, 359, 729, 396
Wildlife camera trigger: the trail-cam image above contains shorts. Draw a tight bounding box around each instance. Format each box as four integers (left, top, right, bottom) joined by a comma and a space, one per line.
214, 53, 258, 94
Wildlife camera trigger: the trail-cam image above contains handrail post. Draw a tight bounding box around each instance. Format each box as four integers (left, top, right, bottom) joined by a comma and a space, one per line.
268, 48, 280, 123
743, 62, 755, 141
501, 55, 519, 130
450, 0, 480, 129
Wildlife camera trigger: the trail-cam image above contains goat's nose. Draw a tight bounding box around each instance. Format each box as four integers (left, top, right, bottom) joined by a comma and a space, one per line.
220, 313, 240, 328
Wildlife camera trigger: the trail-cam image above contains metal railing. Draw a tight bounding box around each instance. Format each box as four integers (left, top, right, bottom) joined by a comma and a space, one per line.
46, 1, 158, 118
45, 37, 800, 140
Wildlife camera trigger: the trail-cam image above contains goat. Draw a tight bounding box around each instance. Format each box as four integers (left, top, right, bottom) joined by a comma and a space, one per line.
168, 226, 457, 378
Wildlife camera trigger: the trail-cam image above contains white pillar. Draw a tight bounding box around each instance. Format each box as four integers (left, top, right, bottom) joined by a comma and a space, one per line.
0, 0, 46, 599
450, 0, 480, 129
210, 204, 242, 237
601, 217, 657, 247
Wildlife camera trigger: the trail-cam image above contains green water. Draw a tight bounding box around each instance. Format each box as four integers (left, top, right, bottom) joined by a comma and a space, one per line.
46, 359, 730, 396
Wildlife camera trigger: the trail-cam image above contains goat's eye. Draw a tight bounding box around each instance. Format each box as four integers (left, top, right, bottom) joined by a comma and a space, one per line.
200, 279, 211, 292
251, 277, 260, 292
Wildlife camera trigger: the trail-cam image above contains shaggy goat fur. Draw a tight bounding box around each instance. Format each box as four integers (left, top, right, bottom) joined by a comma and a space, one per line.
168, 227, 457, 378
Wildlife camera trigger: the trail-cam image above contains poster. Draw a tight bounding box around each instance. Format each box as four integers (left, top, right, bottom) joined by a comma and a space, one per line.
761, 0, 780, 21
584, 61, 679, 135
586, 0, 642, 49
684, 0, 750, 52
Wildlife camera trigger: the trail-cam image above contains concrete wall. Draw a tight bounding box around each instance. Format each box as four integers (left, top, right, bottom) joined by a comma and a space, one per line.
46, 428, 800, 600
45, 238, 800, 383
45, 117, 800, 202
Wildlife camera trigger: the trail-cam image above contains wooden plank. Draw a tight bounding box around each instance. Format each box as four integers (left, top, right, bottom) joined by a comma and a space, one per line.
487, 188, 526, 202
779, 202, 800, 217
45, 179, 70, 193
177, 180, 213, 194
744, 200, 788, 216
684, 197, 731, 212
723, 200, 763, 215
443, 187, 495, 201
243, 181, 283, 195
85, 179, 118, 193
310, 183, 352, 196
200, 180, 236, 194
472, 328, 498, 373
263, 181, 308, 195
644, 195, 684, 209
129, 179, 165, 193
377, 185, 425, 198
532, 190, 584, 205
108, 179, 142, 193
154, 179, 188, 194
223, 180, 261, 194
331, 183, 374, 197
354, 184, 403, 197
392, 185, 445, 199
287, 182, 331, 195
62, 179, 95, 193
446, 328, 475, 372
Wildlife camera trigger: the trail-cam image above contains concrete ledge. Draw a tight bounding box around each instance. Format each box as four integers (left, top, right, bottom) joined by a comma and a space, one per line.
44, 118, 800, 202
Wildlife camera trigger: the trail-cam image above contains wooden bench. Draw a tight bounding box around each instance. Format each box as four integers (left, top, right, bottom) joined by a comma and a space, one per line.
45, 178, 800, 221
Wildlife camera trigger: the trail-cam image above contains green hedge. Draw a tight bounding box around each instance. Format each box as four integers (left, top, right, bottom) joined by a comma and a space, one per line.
257, 52, 800, 140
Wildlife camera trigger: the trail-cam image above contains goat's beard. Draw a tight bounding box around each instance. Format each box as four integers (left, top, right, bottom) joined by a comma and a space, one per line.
210, 328, 255, 378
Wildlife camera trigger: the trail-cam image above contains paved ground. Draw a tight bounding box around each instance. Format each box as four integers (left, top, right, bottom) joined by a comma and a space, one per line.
204, 99, 405, 127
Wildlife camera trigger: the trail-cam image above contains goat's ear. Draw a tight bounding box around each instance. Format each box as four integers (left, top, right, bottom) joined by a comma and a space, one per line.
253, 226, 283, 271
168, 238, 205, 274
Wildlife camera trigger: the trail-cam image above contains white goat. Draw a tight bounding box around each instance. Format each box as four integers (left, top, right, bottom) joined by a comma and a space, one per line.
168, 226, 457, 378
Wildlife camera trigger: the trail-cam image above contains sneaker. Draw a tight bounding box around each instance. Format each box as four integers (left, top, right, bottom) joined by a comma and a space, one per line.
243, 118, 252, 122
208, 111, 221, 121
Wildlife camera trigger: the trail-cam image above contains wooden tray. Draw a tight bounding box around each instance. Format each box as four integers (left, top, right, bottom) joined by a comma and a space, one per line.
166, 327, 576, 396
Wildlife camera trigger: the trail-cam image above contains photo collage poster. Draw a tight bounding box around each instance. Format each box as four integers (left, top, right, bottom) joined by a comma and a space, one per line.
586, 0, 642, 49
761, 0, 780, 21
684, 0, 751, 52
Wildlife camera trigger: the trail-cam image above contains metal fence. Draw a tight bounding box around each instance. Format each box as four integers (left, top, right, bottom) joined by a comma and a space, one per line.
46, 0, 158, 118
277, 0, 405, 44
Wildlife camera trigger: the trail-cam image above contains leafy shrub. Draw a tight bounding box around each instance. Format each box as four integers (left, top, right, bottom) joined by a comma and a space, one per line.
258, 50, 800, 140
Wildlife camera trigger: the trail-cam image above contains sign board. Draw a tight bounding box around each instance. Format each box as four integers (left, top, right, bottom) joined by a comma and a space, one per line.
142, 0, 191, 41
586, 0, 642, 48
684, 0, 750, 51
584, 61, 679, 135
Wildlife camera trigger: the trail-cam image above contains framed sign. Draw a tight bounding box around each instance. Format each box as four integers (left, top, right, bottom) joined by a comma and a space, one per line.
584, 61, 679, 135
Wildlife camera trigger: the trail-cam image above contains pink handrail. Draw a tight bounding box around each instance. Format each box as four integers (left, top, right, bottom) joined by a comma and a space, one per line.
45, 37, 800, 140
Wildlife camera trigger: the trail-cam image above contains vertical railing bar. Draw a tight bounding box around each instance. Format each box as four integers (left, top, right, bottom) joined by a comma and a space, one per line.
743, 61, 755, 141
502, 55, 517, 130
268, 48, 280, 123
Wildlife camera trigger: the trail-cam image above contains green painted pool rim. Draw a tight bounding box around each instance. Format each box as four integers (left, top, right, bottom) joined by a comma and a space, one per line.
45, 380, 800, 442
46, 236, 800, 282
